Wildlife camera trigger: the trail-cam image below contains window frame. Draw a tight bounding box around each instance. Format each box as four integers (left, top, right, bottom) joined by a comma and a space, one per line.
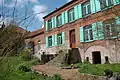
48, 19, 52, 30
82, 1, 91, 17
48, 36, 52, 47
84, 25, 93, 42
56, 14, 62, 27
57, 33, 62, 45
68, 8, 75, 22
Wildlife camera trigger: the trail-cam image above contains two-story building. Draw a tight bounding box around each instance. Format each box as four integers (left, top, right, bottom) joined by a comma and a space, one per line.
43, 0, 120, 64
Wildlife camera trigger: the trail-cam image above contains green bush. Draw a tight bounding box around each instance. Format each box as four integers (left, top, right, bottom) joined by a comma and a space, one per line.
17, 63, 31, 72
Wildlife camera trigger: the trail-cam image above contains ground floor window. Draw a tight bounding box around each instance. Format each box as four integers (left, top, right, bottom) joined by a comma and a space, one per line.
84, 25, 93, 42
57, 33, 62, 45
48, 36, 52, 47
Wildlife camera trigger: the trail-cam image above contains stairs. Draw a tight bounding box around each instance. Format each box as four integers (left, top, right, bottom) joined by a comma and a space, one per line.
47, 49, 68, 67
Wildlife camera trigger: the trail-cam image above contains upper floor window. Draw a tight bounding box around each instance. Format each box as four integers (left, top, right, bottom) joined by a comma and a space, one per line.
84, 25, 93, 41
57, 14, 62, 27
68, 8, 75, 22
103, 19, 117, 38
57, 33, 62, 45
48, 36, 52, 47
82, 1, 91, 16
100, 0, 114, 9
48, 19, 52, 30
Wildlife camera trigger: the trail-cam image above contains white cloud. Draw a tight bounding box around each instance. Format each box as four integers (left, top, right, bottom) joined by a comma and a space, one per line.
32, 5, 48, 21
67, 0, 72, 2
6, 0, 39, 8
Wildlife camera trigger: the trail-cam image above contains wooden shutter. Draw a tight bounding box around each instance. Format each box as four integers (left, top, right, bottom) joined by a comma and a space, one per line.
46, 21, 48, 31
62, 12, 65, 25
95, 0, 101, 12
65, 11, 68, 23
62, 32, 65, 45
52, 17, 54, 28
97, 21, 104, 40
92, 23, 98, 40
54, 34, 57, 46
54, 16, 57, 28
80, 27, 84, 42
78, 4, 82, 18
90, 0, 96, 13
74, 5, 79, 20
113, 0, 119, 5
52, 35, 55, 46
46, 36, 48, 48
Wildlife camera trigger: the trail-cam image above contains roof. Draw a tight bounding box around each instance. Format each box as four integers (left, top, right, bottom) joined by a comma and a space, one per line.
25, 28, 44, 39
43, 0, 77, 19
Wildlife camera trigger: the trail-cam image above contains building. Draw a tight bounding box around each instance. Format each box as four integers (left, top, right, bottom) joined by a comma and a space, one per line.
43, 0, 120, 64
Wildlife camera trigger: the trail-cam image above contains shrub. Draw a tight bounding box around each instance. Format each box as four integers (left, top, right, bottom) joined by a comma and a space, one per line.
53, 74, 63, 80
17, 63, 31, 72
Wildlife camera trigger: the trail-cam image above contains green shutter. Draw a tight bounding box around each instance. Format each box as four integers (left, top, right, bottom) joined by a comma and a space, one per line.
97, 21, 104, 40
92, 23, 98, 40
54, 34, 57, 46
62, 32, 65, 45
62, 12, 65, 25
78, 4, 82, 18
74, 5, 79, 20
80, 27, 84, 42
95, 0, 101, 12
52, 35, 54, 46
46, 21, 48, 31
90, 0, 96, 13
114, 0, 119, 5
65, 11, 68, 23
46, 36, 48, 48
52, 17, 54, 28
54, 16, 57, 28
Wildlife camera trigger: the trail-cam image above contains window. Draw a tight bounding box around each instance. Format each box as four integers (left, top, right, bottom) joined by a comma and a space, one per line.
103, 19, 117, 38
57, 33, 62, 45
82, 1, 91, 16
38, 40, 41, 50
48, 19, 52, 30
86, 57, 89, 62
84, 25, 93, 41
68, 8, 75, 22
57, 14, 62, 27
48, 36, 52, 47
100, 0, 114, 9
105, 56, 109, 63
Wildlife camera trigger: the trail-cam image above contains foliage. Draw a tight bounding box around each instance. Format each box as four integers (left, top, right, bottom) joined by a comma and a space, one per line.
78, 63, 120, 76
53, 74, 63, 80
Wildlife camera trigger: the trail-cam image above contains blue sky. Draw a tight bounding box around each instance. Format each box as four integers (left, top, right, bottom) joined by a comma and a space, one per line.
0, 0, 72, 31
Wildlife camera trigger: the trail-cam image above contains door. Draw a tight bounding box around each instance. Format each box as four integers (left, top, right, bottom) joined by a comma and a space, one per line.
69, 29, 76, 48
92, 51, 101, 64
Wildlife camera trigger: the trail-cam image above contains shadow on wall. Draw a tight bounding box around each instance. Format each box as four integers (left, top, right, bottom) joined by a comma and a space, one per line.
67, 48, 82, 64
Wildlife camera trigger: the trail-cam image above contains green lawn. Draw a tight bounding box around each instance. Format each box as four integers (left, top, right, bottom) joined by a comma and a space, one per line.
0, 56, 62, 80
77, 63, 120, 76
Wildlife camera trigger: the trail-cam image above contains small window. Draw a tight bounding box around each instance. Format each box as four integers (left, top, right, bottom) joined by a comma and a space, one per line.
82, 1, 91, 16
105, 56, 109, 63
57, 33, 62, 45
84, 25, 93, 41
86, 57, 89, 62
38, 40, 41, 50
57, 14, 62, 27
48, 19, 52, 30
68, 8, 75, 22
48, 36, 52, 47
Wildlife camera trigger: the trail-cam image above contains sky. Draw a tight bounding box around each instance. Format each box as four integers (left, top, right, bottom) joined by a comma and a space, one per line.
0, 0, 72, 31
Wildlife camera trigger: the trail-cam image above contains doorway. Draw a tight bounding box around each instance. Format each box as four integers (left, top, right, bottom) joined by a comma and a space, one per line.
92, 51, 101, 64
69, 29, 76, 48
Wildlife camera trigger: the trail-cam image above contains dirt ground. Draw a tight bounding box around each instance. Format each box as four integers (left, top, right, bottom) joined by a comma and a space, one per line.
32, 64, 106, 80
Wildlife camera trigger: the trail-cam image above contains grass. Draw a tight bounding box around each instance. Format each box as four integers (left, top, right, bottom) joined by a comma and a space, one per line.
0, 56, 62, 80
77, 63, 120, 76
